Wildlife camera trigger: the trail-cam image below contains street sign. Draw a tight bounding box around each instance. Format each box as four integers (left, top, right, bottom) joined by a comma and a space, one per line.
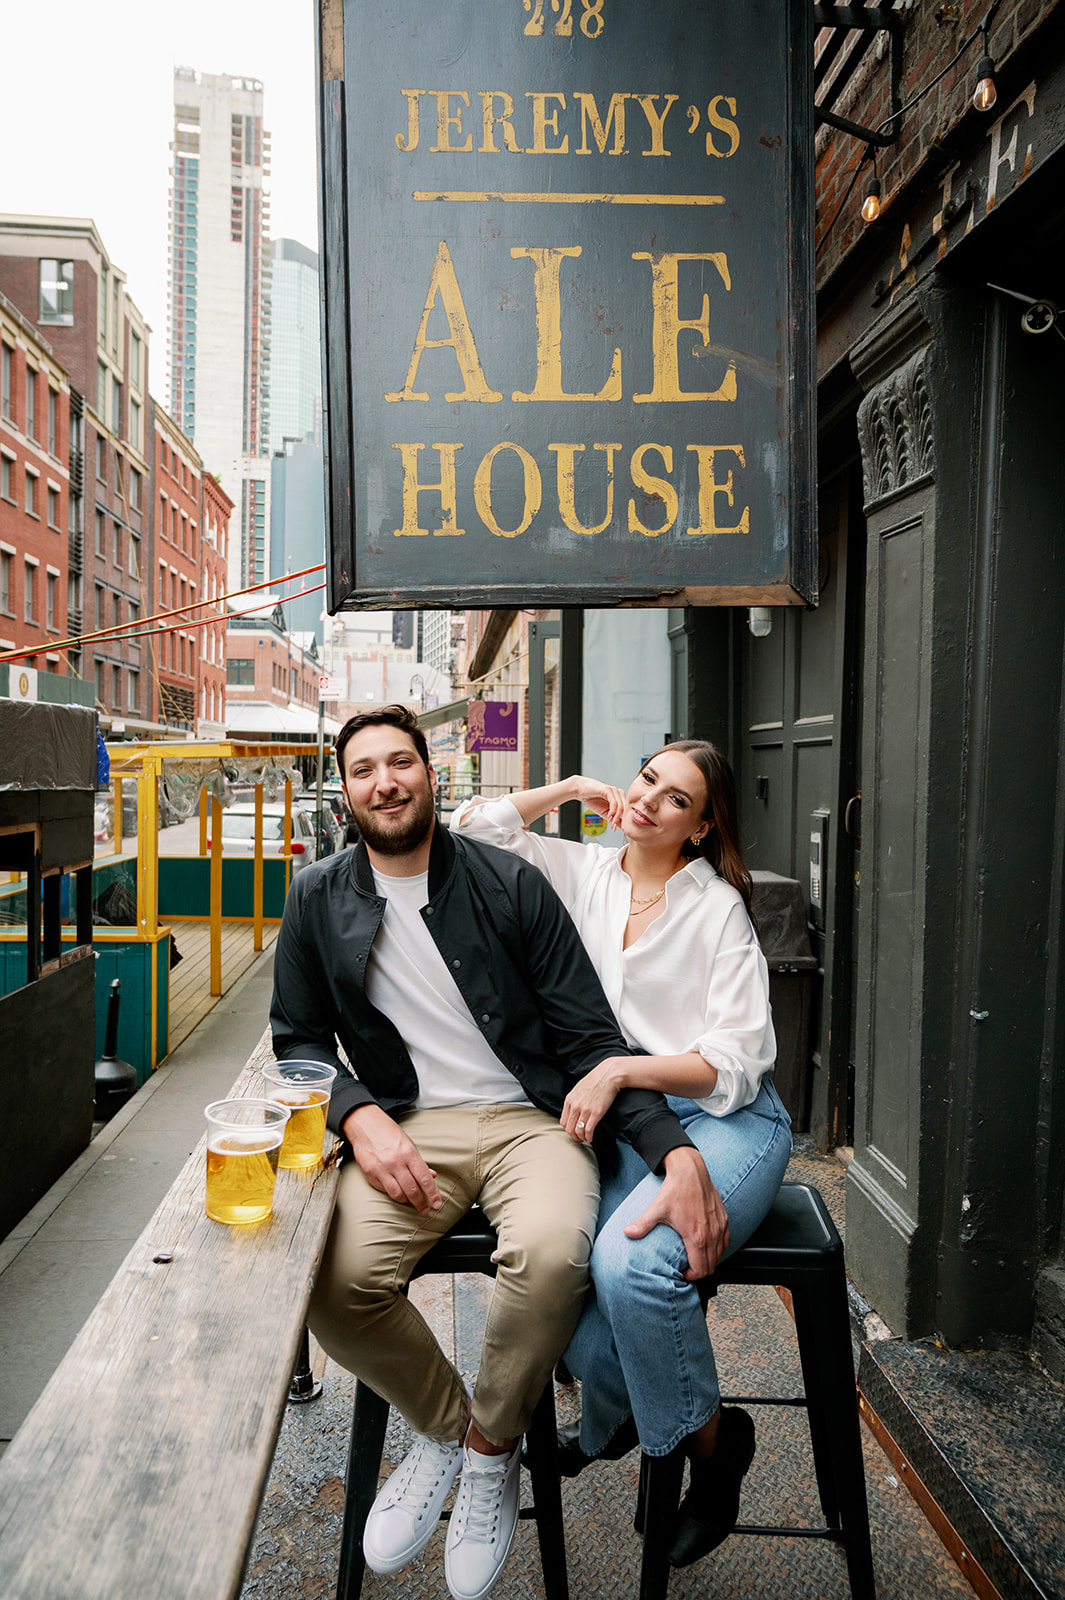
317, 0, 815, 608
466, 700, 519, 752
318, 675, 342, 699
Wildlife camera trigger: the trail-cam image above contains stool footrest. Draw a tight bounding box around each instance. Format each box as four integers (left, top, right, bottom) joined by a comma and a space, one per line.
732, 1523, 845, 1542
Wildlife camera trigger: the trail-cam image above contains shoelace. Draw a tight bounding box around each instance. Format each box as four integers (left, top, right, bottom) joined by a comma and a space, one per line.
387, 1439, 457, 1512
455, 1461, 508, 1543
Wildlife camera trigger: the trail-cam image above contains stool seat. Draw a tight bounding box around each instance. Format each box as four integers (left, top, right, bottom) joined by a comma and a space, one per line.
636, 1183, 875, 1600
335, 1208, 569, 1600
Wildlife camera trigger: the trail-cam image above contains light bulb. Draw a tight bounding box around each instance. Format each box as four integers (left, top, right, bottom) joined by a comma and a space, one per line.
861, 177, 882, 224
973, 56, 997, 112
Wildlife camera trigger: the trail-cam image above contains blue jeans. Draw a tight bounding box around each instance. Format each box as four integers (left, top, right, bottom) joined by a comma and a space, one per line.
564, 1078, 792, 1457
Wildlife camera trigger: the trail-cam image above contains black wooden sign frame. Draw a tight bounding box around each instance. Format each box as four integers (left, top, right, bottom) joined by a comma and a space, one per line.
316, 0, 815, 610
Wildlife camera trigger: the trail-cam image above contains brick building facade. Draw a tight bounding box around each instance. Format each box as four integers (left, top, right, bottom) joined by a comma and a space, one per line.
0, 291, 71, 674
200, 473, 233, 736
0, 218, 152, 730
150, 400, 202, 732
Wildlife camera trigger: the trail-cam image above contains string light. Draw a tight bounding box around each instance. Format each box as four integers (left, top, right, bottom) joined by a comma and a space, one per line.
861, 172, 882, 224
973, 53, 997, 112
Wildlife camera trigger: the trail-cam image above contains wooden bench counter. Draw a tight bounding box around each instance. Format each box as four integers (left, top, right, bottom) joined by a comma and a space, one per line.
0, 1030, 340, 1600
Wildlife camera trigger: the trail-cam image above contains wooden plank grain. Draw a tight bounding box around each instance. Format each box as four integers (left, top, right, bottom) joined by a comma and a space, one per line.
0, 1035, 340, 1600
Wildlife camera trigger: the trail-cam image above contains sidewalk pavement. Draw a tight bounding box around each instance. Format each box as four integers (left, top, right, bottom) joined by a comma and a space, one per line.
1, 956, 972, 1598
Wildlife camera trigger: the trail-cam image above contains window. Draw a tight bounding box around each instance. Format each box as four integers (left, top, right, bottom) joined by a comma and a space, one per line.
46, 572, 58, 630
227, 657, 255, 685
179, 636, 185, 676
111, 375, 120, 436
129, 331, 141, 391
48, 388, 58, 456
96, 435, 106, 481
25, 368, 37, 439
129, 600, 139, 642
96, 508, 105, 555
24, 561, 37, 622
112, 664, 121, 708
0, 452, 12, 501
159, 564, 166, 605
160, 439, 168, 474
99, 265, 108, 344
129, 398, 140, 452
111, 278, 119, 359
1, 343, 12, 420
97, 361, 108, 418
68, 571, 81, 619
181, 513, 188, 552
47, 486, 59, 528
129, 468, 140, 510
129, 531, 139, 578
25, 470, 38, 516
160, 491, 168, 539
127, 669, 138, 712
39, 259, 75, 325
0, 550, 12, 612
113, 592, 121, 627
95, 585, 103, 627
113, 522, 122, 568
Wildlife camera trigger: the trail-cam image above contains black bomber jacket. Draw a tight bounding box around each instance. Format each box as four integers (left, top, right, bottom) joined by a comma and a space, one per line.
269, 822, 694, 1175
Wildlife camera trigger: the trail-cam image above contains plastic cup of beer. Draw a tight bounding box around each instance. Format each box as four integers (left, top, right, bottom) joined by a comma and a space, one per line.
204, 1098, 290, 1224
261, 1061, 337, 1169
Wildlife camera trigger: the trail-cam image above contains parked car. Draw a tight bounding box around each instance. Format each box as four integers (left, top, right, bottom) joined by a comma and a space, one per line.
207, 803, 318, 872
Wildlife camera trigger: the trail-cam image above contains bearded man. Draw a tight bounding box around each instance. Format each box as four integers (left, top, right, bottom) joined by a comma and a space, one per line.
270, 704, 717, 1600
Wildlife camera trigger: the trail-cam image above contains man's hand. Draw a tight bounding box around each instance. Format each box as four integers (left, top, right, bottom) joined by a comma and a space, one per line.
342, 1103, 442, 1215
624, 1146, 729, 1282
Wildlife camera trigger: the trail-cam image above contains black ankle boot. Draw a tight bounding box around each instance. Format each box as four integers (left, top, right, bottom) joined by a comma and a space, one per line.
668, 1408, 756, 1568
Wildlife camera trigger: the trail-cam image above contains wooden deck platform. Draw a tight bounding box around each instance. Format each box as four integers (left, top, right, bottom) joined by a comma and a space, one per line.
165, 919, 279, 1056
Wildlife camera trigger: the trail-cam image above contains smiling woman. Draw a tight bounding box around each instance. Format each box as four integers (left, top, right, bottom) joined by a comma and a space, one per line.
453, 741, 790, 1565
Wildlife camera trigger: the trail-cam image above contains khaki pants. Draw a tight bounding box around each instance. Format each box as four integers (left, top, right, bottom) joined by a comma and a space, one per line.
309, 1103, 600, 1447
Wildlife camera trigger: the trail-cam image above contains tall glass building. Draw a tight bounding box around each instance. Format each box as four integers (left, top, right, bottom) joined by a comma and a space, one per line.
269, 239, 320, 455
168, 68, 272, 592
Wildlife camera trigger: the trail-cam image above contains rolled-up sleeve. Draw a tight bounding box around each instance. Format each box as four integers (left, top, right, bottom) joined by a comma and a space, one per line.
686, 903, 776, 1116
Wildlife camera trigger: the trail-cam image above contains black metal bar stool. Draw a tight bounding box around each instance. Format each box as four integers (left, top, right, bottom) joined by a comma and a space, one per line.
636, 1183, 876, 1600
335, 1208, 569, 1600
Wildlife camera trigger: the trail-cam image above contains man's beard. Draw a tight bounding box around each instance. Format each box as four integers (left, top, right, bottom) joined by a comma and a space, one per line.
351, 786, 435, 856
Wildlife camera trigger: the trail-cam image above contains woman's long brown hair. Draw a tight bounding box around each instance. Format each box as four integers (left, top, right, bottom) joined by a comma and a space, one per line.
645, 740, 755, 927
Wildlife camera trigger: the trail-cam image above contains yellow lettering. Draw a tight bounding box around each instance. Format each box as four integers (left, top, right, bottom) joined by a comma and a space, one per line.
628, 444, 678, 536
686, 445, 748, 535
633, 94, 678, 156
385, 241, 502, 404
396, 90, 424, 153
575, 91, 628, 154
479, 91, 522, 154
431, 91, 473, 154
550, 443, 621, 535
474, 442, 542, 538
706, 96, 740, 158
391, 443, 465, 536
511, 247, 622, 403
525, 93, 569, 154
632, 252, 736, 403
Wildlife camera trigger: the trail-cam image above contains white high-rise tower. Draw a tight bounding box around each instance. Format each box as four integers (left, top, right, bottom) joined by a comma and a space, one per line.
169, 68, 272, 593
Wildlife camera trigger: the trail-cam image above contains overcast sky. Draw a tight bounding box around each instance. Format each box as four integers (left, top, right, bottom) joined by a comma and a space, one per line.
0, 0, 319, 349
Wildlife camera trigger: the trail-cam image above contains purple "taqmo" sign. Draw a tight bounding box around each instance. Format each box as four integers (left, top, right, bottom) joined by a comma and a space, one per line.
466, 700, 519, 752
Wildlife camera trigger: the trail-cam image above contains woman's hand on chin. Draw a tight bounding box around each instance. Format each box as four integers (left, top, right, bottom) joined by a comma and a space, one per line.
569, 776, 627, 831
562, 1057, 630, 1142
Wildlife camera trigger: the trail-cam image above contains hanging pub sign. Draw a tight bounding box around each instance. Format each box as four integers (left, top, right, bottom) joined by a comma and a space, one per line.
316, 0, 815, 609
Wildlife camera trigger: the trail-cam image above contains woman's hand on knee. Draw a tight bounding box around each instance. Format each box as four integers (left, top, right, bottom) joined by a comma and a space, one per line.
624, 1147, 730, 1281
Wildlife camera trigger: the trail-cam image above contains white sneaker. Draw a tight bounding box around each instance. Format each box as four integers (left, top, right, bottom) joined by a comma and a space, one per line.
444, 1444, 521, 1600
363, 1432, 463, 1574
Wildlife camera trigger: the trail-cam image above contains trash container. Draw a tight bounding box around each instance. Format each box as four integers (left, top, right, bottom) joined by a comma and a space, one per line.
751, 870, 819, 1131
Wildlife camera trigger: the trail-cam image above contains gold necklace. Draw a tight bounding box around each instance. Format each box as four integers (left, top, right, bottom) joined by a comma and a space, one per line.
628, 886, 666, 915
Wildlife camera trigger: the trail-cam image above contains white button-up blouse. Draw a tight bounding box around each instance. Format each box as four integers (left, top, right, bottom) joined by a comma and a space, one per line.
452, 797, 776, 1116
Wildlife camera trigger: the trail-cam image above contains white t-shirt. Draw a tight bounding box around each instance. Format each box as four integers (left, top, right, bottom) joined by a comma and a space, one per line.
451, 798, 776, 1116
365, 867, 530, 1110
